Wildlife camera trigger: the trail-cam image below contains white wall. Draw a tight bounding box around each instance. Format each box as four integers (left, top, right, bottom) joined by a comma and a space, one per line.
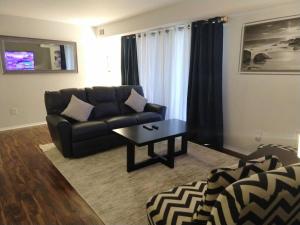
223, 2, 300, 153
0, 15, 119, 130
86, 35, 121, 87
98, 0, 300, 153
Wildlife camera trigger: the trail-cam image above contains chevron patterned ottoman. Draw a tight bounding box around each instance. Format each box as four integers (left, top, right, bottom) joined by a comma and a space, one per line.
146, 155, 285, 225
208, 163, 300, 225
146, 181, 207, 225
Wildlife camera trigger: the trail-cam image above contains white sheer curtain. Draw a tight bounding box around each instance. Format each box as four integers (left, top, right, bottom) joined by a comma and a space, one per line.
136, 24, 191, 120
64, 45, 75, 70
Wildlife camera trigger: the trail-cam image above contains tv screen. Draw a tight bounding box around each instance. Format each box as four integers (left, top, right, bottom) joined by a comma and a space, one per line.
4, 51, 34, 71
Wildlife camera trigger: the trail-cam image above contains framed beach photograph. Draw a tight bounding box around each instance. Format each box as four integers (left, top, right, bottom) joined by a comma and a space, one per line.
239, 15, 300, 74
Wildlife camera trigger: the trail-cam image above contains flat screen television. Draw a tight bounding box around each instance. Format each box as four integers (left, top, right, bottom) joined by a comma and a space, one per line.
4, 51, 34, 71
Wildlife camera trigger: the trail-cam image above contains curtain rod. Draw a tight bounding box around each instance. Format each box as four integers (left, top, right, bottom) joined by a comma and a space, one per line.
123, 16, 228, 37
138, 16, 228, 34
209, 16, 228, 23
221, 16, 228, 23
142, 16, 228, 32
144, 23, 190, 33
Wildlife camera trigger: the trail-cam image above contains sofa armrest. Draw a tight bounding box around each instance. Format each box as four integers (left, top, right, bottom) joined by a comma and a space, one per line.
144, 103, 166, 120
208, 163, 300, 225
46, 115, 72, 157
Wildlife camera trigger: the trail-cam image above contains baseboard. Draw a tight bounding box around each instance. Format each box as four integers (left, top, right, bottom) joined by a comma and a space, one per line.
223, 144, 253, 158
196, 143, 246, 159
0, 121, 47, 132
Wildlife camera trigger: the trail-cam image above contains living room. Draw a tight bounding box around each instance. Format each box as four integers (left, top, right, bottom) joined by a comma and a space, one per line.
0, 0, 300, 224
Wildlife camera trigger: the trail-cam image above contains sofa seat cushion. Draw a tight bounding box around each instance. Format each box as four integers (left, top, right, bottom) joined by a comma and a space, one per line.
104, 115, 137, 129
72, 121, 110, 142
135, 112, 162, 124
146, 181, 207, 225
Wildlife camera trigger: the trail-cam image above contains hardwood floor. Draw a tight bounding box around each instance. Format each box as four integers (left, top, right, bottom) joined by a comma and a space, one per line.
0, 125, 105, 225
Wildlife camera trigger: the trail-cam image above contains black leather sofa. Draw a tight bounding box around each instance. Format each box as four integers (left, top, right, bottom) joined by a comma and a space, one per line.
44, 85, 166, 158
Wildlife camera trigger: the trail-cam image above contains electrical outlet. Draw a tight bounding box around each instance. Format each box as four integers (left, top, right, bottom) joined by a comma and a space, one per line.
255, 136, 262, 142
9, 107, 18, 116
99, 28, 105, 35
254, 130, 263, 142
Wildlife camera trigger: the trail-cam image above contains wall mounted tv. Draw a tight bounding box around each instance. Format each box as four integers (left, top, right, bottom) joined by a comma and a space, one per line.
4, 51, 35, 71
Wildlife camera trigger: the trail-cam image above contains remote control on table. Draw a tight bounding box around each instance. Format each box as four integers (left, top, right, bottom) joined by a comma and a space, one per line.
152, 125, 159, 130
143, 125, 153, 130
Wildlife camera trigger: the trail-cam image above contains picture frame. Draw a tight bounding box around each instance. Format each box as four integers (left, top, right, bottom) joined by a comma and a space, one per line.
239, 15, 300, 75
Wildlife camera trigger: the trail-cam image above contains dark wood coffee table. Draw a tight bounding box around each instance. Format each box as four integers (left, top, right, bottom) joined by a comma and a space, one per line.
113, 119, 188, 172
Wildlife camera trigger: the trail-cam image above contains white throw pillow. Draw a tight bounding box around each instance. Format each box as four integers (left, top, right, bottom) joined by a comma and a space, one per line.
125, 89, 147, 112
61, 95, 94, 122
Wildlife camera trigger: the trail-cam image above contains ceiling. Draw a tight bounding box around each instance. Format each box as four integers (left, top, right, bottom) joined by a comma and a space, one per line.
0, 0, 297, 27
0, 0, 184, 26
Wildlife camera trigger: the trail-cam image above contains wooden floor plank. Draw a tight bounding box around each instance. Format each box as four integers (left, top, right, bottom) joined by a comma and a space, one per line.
0, 125, 105, 225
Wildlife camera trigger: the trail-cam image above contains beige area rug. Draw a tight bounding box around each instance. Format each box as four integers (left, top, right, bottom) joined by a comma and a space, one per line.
40, 140, 238, 225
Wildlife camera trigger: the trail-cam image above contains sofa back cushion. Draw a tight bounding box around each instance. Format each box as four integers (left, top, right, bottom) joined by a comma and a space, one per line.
115, 85, 144, 114
86, 87, 120, 120
193, 155, 283, 224
45, 88, 87, 115
45, 85, 145, 117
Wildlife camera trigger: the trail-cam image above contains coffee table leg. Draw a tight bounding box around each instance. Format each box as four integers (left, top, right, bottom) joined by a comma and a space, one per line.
167, 137, 175, 168
148, 143, 155, 157
127, 143, 135, 172
181, 134, 188, 154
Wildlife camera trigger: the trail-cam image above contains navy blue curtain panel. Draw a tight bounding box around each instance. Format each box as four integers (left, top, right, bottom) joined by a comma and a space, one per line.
60, 45, 67, 70
187, 18, 224, 149
121, 34, 139, 85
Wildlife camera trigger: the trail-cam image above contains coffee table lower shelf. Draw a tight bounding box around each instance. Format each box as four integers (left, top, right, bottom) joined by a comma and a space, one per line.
126, 135, 187, 172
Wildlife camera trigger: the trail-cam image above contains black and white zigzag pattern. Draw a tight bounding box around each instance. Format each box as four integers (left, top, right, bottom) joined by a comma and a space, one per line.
258, 144, 297, 153
208, 163, 300, 225
146, 181, 207, 225
193, 155, 282, 223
